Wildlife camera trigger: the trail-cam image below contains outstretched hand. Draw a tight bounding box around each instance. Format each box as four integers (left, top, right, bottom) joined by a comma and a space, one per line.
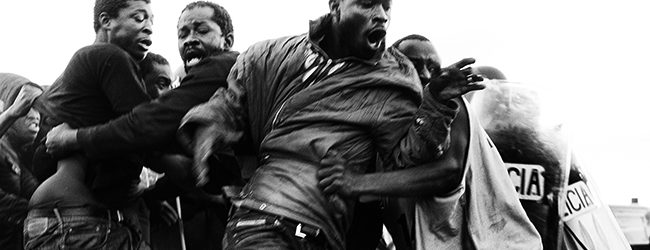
428, 58, 486, 101
45, 123, 79, 156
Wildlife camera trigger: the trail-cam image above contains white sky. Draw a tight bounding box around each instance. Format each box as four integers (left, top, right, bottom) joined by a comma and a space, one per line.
1, 0, 649, 206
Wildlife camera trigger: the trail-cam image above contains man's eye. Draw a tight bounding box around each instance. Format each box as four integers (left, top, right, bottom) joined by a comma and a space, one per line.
197, 28, 210, 34
133, 14, 145, 22
178, 30, 188, 39
156, 79, 171, 88
359, 0, 374, 7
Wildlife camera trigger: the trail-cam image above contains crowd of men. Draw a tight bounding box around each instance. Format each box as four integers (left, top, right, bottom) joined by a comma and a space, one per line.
0, 0, 545, 249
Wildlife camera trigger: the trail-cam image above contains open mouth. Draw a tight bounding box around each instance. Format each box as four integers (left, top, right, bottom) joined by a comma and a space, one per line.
26, 122, 39, 133
367, 28, 387, 48
137, 38, 152, 51
183, 49, 205, 67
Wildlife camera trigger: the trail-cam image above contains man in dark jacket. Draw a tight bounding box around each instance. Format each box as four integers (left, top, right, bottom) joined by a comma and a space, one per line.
176, 1, 484, 249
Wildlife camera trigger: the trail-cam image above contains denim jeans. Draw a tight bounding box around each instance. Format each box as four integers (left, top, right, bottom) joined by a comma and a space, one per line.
23, 209, 133, 250
223, 208, 330, 250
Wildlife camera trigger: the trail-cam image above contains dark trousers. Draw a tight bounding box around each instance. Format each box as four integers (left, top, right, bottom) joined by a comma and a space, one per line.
223, 208, 329, 250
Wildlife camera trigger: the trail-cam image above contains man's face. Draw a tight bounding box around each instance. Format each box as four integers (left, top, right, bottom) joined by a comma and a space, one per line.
333, 0, 391, 58
143, 62, 173, 98
108, 0, 153, 61
9, 108, 40, 145
398, 39, 441, 86
177, 6, 228, 68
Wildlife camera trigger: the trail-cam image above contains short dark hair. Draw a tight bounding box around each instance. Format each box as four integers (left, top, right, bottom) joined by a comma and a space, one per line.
181, 1, 233, 36
140, 52, 169, 77
392, 34, 430, 49
94, 0, 151, 32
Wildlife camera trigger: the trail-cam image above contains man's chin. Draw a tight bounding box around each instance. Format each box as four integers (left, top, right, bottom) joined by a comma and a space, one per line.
129, 50, 147, 61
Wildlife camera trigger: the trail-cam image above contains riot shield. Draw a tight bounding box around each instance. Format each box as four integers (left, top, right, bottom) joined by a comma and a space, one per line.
471, 80, 630, 249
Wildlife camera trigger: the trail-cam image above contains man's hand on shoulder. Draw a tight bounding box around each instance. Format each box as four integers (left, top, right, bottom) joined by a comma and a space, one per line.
428, 58, 485, 102
45, 123, 79, 156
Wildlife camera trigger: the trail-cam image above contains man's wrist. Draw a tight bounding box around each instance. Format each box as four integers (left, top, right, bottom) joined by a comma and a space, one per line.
349, 174, 369, 197
70, 129, 81, 150
4, 106, 22, 119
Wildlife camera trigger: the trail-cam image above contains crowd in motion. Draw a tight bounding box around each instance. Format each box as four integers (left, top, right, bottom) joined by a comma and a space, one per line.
0, 0, 562, 249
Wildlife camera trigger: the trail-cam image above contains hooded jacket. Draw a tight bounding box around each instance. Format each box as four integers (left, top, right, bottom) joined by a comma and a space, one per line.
179, 15, 458, 249
0, 73, 40, 250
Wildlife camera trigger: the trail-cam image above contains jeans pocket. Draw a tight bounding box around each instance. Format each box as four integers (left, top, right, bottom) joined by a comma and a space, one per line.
62, 220, 110, 249
25, 218, 49, 238
24, 218, 59, 250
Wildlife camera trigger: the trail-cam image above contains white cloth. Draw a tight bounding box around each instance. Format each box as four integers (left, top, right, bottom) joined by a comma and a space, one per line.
414, 98, 542, 250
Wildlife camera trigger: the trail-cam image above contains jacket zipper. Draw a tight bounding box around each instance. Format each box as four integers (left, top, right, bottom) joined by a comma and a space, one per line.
272, 101, 288, 129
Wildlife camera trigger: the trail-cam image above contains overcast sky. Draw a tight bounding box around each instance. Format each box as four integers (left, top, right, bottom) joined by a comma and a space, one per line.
1, 0, 649, 206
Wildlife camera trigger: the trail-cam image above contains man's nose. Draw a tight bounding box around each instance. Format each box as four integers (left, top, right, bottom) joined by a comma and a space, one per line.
143, 19, 153, 35
184, 35, 200, 47
372, 6, 389, 23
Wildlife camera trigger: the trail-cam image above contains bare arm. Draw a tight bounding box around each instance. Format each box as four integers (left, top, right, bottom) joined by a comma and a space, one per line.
0, 85, 42, 137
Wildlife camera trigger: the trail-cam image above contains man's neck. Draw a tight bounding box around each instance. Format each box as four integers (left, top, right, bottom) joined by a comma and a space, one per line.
94, 30, 109, 44
321, 23, 351, 60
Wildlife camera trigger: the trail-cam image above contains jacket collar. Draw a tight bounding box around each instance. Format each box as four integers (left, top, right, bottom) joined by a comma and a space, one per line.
307, 14, 384, 66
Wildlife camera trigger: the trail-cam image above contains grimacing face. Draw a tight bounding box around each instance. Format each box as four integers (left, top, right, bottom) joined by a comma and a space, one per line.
398, 39, 441, 86
333, 0, 392, 59
8, 108, 40, 145
143, 62, 173, 98
177, 6, 229, 68
106, 0, 153, 61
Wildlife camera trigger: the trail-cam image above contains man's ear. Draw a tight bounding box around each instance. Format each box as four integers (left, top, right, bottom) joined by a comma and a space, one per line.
329, 0, 341, 15
223, 33, 234, 51
99, 12, 112, 30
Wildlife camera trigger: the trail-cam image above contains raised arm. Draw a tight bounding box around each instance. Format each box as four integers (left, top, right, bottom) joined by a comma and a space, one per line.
0, 85, 42, 137
377, 58, 482, 170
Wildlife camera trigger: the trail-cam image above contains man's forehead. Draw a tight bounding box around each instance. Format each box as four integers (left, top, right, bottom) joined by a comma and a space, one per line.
339, 0, 392, 7
399, 40, 438, 59
178, 6, 214, 25
121, 0, 151, 13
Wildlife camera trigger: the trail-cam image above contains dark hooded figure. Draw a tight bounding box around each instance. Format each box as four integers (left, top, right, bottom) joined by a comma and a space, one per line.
0, 73, 43, 250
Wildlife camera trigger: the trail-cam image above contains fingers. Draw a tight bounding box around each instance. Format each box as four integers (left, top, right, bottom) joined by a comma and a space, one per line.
463, 82, 487, 93
318, 175, 341, 195
328, 195, 347, 212
317, 165, 344, 194
466, 74, 484, 83
448, 58, 476, 70
321, 150, 346, 166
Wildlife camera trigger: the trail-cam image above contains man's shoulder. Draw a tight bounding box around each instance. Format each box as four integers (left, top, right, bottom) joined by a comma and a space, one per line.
74, 44, 132, 61
244, 34, 308, 58
203, 51, 239, 67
